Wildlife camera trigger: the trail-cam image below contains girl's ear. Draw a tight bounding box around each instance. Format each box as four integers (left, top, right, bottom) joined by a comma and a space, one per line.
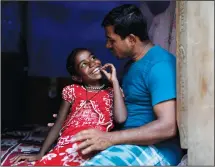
71, 76, 82, 83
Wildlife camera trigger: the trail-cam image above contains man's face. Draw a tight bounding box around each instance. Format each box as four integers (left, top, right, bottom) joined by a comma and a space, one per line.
104, 26, 132, 59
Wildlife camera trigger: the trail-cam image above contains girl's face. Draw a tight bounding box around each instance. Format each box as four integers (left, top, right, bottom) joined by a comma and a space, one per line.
74, 50, 103, 84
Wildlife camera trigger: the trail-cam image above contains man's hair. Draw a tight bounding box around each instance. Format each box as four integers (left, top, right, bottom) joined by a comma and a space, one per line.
102, 4, 149, 41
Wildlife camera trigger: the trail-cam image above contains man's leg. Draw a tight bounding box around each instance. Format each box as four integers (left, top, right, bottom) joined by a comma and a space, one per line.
81, 145, 170, 166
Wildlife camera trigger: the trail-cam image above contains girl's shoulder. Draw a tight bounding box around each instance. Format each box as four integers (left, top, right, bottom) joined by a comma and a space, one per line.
105, 86, 113, 91
62, 84, 84, 92
103, 86, 114, 95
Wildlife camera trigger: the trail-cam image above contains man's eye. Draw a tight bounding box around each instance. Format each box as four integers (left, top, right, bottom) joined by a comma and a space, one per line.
109, 39, 115, 44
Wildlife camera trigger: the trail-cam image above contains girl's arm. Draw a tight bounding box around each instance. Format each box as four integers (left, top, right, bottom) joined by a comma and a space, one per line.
112, 79, 127, 123
10, 100, 72, 164
38, 100, 71, 156
101, 63, 127, 124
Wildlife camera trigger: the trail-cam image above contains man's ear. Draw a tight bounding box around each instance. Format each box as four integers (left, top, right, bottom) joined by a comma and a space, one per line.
71, 75, 82, 83
127, 34, 137, 44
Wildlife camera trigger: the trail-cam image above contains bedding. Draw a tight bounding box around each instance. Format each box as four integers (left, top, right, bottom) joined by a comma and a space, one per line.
1, 124, 52, 166
1, 125, 187, 166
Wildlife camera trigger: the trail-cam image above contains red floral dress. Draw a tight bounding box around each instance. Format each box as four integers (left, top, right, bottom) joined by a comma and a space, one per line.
15, 84, 114, 166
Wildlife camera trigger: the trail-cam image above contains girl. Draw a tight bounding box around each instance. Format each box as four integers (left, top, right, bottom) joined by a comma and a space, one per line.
10, 48, 127, 166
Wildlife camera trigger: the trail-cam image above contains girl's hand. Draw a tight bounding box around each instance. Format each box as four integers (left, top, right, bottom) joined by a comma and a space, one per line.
47, 114, 58, 127
101, 63, 118, 84
10, 154, 43, 165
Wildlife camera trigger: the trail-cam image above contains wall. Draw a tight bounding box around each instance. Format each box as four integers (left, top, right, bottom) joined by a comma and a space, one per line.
2, 1, 171, 78
1, 1, 172, 126
1, 2, 21, 53
177, 1, 214, 165
25, 1, 139, 77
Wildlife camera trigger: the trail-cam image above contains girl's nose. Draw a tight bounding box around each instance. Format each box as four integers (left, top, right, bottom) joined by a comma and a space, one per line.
89, 60, 96, 67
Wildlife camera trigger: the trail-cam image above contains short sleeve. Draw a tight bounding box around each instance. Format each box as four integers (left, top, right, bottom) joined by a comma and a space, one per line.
62, 85, 74, 103
147, 60, 176, 106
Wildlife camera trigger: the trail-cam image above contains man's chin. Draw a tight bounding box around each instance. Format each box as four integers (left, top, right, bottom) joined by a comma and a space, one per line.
116, 55, 125, 60
111, 52, 125, 59
113, 53, 123, 59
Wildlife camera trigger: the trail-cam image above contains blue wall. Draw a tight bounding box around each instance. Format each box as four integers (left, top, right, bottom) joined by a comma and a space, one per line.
2, 1, 140, 77
2, 2, 21, 53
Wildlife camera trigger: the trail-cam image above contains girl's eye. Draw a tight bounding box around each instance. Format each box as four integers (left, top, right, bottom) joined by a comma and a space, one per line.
80, 63, 87, 68
91, 56, 96, 60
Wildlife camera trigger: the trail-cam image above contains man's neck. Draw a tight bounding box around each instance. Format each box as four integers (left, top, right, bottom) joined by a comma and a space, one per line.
132, 41, 153, 61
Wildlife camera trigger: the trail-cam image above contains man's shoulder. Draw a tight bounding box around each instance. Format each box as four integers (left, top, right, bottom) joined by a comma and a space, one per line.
141, 45, 176, 69
134, 46, 176, 78
147, 45, 176, 63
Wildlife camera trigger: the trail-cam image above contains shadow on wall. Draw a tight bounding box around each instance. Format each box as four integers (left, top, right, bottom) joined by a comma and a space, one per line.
1, 52, 26, 129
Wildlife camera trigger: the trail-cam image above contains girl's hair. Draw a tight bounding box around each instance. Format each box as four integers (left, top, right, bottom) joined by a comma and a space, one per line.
66, 48, 89, 76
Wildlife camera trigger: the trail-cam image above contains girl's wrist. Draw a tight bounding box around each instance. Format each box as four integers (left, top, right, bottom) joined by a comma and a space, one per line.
112, 80, 119, 86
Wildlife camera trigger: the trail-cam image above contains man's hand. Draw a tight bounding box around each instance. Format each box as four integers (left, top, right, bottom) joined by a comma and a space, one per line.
47, 114, 57, 127
72, 129, 113, 155
10, 154, 42, 165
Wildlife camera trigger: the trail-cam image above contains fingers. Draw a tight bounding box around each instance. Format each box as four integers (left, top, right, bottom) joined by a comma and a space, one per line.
10, 155, 21, 163
78, 139, 94, 150
10, 155, 27, 164
101, 63, 116, 71
47, 123, 54, 127
10, 155, 18, 163
47, 114, 57, 127
72, 129, 94, 142
14, 156, 26, 164
101, 63, 116, 81
101, 64, 116, 75
101, 69, 111, 80
81, 145, 96, 155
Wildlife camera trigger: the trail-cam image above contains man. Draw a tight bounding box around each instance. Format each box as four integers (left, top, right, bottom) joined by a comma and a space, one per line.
50, 4, 183, 166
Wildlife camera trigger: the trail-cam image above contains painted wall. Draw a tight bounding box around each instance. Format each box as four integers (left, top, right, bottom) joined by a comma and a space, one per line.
2, 1, 171, 77
2, 1, 140, 77
2, 2, 21, 53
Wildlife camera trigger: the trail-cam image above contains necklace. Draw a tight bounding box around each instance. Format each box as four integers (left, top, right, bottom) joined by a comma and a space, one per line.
85, 84, 105, 90
84, 84, 105, 103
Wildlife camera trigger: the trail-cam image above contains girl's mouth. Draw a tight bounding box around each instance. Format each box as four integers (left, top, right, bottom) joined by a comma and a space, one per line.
92, 67, 101, 74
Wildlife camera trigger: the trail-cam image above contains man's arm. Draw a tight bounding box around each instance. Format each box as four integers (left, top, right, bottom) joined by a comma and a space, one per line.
74, 99, 176, 155
111, 59, 178, 145
109, 99, 177, 145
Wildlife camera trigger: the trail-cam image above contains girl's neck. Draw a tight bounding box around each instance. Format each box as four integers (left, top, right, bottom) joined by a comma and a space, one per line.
83, 80, 104, 89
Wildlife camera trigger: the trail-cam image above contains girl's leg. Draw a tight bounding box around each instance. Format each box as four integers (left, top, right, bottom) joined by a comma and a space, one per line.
34, 143, 88, 166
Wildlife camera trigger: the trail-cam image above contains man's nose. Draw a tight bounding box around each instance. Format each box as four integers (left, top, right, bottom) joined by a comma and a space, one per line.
106, 42, 112, 49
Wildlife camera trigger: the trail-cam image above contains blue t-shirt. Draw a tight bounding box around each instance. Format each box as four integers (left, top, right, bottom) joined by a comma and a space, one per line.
121, 45, 183, 165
